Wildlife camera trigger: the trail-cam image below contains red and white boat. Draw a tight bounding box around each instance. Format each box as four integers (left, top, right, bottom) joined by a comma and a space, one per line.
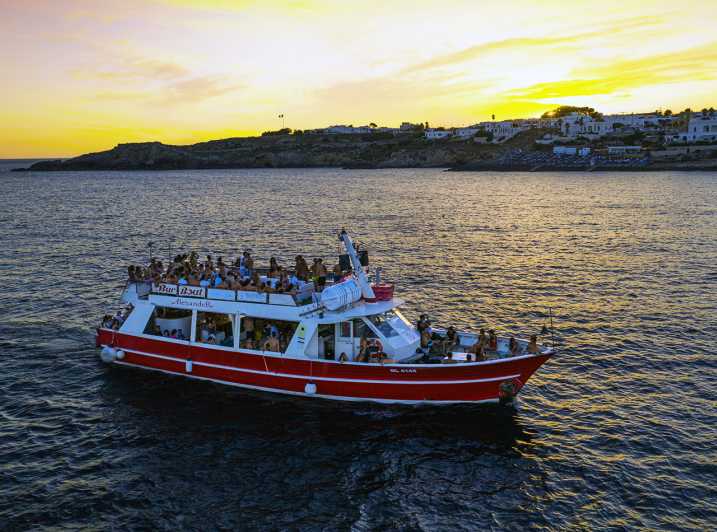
96, 231, 553, 405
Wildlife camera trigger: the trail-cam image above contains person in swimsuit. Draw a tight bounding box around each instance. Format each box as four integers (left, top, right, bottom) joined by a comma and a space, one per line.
488, 329, 498, 351
527, 335, 540, 353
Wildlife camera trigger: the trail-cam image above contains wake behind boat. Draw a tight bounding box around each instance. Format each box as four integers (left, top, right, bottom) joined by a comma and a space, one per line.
96, 230, 554, 405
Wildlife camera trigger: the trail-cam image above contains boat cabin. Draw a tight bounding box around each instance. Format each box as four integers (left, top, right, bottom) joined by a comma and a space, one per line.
119, 281, 421, 363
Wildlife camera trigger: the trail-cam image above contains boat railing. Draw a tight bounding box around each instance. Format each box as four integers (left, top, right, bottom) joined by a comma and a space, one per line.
147, 282, 315, 307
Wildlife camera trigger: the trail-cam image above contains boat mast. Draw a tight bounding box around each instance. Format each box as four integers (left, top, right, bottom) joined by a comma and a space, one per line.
339, 229, 375, 299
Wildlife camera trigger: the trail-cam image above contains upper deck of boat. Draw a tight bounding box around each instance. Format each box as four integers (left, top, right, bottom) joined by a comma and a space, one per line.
125, 280, 402, 320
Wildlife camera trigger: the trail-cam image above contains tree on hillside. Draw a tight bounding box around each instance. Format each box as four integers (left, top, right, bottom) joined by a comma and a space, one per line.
664, 109, 672, 116
541, 106, 601, 119
369, 122, 377, 128
261, 128, 292, 136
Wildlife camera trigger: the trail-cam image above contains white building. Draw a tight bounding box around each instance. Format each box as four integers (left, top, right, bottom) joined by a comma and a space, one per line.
425, 129, 452, 140
553, 146, 591, 156
454, 127, 480, 138
559, 112, 667, 139
477, 120, 526, 142
559, 113, 611, 139
324, 125, 373, 134
666, 112, 717, 143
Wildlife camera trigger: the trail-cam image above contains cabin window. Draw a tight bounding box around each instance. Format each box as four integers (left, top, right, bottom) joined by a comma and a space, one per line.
366, 312, 400, 338
339, 321, 351, 338
144, 306, 192, 339
196, 311, 235, 347
317, 323, 335, 359
239, 316, 298, 353
353, 318, 376, 339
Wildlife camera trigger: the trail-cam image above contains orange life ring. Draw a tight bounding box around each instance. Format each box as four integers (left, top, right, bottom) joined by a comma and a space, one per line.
368, 338, 383, 353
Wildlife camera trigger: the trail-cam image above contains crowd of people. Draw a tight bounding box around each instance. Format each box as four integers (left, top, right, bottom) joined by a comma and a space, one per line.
127, 250, 349, 296
100, 304, 134, 330
415, 314, 541, 363
237, 317, 297, 353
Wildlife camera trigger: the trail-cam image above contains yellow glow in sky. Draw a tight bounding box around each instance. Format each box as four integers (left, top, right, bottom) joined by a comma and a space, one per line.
1, 0, 716, 157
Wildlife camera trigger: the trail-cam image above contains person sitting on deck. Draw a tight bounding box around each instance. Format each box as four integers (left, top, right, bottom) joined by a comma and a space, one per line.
243, 337, 255, 350
471, 339, 486, 361
269, 257, 280, 278
509, 337, 521, 356
263, 331, 281, 352
338, 352, 349, 363
527, 335, 540, 354
295, 255, 309, 281
478, 328, 488, 347
199, 273, 210, 288
199, 321, 210, 342
416, 314, 429, 334
420, 328, 433, 353
311, 258, 328, 291
332, 263, 343, 282
250, 271, 265, 292
101, 315, 113, 328
442, 326, 460, 354
488, 329, 498, 351
244, 252, 254, 276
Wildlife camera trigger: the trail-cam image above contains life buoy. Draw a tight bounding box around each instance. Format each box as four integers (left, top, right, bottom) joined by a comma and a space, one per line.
367, 338, 383, 353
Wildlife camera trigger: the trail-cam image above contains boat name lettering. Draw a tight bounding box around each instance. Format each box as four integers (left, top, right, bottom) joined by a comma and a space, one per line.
177, 285, 206, 298
155, 283, 178, 295
390, 368, 417, 374
170, 297, 214, 309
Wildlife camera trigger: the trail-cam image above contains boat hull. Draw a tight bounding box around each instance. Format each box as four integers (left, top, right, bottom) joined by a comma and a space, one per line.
96, 329, 552, 404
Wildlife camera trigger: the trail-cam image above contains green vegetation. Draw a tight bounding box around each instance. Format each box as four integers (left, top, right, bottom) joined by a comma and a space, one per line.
261, 128, 292, 136
542, 106, 602, 119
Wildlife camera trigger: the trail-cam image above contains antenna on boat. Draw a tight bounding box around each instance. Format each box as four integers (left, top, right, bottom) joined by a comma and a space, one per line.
549, 307, 555, 348
148, 241, 154, 264
339, 229, 375, 300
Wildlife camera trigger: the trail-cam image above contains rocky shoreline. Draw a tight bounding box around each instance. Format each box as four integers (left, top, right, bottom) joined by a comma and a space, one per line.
12, 130, 717, 173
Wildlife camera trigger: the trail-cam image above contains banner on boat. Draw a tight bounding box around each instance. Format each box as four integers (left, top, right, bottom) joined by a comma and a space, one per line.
153, 283, 177, 296
177, 285, 206, 298
153, 284, 206, 298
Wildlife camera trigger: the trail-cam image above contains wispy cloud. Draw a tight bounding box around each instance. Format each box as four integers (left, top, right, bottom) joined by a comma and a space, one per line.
402, 15, 667, 75
507, 42, 717, 100
91, 57, 190, 81
95, 75, 244, 105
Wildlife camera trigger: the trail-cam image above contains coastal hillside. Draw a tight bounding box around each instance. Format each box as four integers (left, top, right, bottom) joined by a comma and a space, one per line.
20, 129, 547, 171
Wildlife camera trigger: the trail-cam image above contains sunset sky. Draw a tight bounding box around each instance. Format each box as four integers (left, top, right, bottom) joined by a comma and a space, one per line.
2, 0, 717, 157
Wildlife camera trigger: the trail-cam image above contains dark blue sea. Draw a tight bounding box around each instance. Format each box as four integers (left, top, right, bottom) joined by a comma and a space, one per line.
1, 162, 715, 531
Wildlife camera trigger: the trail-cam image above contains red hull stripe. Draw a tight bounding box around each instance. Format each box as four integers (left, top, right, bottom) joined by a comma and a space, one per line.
121, 347, 521, 385
113, 361, 502, 405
